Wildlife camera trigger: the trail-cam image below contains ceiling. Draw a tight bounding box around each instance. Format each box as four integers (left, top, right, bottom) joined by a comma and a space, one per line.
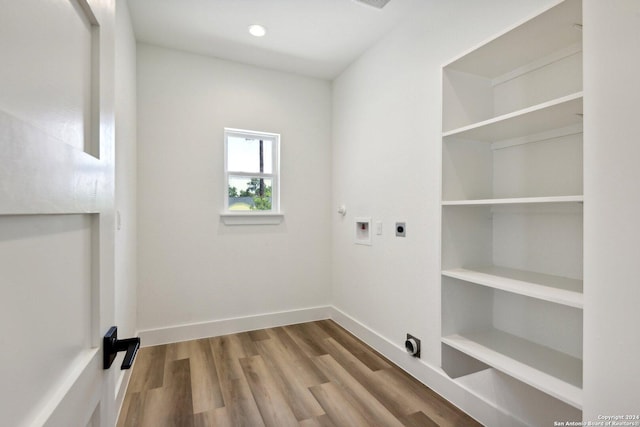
127, 0, 423, 79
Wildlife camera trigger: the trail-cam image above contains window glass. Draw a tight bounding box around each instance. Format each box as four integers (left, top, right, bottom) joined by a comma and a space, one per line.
226, 136, 273, 174
228, 176, 273, 211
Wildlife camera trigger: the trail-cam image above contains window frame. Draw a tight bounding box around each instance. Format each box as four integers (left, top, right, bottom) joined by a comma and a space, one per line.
221, 128, 282, 225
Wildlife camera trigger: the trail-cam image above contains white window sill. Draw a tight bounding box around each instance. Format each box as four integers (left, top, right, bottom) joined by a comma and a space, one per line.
220, 211, 284, 225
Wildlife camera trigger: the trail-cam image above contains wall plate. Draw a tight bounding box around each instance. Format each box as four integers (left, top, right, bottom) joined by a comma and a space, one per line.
355, 217, 372, 245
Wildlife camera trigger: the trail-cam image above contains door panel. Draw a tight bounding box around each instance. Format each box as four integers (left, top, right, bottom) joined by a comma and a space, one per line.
0, 0, 94, 153
0, 215, 93, 426
0, 0, 116, 426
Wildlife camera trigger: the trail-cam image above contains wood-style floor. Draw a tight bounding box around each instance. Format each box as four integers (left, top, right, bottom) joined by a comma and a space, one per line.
117, 320, 481, 427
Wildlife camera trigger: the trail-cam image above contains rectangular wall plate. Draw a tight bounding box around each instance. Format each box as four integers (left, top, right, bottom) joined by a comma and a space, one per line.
355, 217, 372, 245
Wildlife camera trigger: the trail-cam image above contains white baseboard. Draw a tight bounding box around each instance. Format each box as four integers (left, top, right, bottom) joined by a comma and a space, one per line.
138, 305, 332, 347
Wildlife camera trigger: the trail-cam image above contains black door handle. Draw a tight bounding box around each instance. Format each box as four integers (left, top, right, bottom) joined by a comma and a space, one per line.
103, 326, 140, 370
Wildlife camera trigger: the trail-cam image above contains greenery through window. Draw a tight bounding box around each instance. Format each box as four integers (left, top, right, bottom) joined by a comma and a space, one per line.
224, 129, 280, 212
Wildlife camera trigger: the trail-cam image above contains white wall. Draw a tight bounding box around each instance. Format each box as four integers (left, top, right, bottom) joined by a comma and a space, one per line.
114, 0, 137, 407
331, 0, 583, 425
136, 45, 332, 335
583, 0, 640, 419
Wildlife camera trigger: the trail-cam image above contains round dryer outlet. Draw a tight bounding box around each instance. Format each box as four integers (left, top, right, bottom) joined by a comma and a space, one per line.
405, 334, 421, 358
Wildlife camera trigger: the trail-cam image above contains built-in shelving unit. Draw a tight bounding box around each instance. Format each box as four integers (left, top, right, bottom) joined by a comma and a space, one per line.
440, 0, 583, 410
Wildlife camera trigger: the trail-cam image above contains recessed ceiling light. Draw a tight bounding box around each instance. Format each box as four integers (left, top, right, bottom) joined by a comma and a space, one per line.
248, 24, 266, 37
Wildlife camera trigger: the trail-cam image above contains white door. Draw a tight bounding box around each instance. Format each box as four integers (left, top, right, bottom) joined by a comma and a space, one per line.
0, 0, 118, 426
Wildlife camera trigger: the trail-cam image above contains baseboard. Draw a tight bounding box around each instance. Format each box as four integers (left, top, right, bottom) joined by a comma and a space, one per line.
138, 305, 332, 347
328, 306, 525, 427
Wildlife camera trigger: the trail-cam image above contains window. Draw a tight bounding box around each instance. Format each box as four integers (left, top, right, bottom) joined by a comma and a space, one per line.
223, 128, 281, 223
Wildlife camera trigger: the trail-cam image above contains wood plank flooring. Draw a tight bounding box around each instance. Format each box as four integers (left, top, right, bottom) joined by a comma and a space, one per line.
117, 320, 481, 427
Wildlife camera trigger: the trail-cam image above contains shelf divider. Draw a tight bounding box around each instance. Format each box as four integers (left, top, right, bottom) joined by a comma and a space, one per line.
442, 195, 583, 206
442, 266, 583, 308
445, 0, 582, 79
443, 92, 583, 142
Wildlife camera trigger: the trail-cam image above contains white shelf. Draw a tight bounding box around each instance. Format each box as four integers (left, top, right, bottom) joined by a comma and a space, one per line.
443, 92, 583, 142
445, 0, 582, 79
442, 195, 583, 207
442, 266, 583, 308
442, 329, 582, 409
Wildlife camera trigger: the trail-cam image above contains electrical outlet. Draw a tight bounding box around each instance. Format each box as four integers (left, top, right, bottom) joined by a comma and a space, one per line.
405, 333, 420, 358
